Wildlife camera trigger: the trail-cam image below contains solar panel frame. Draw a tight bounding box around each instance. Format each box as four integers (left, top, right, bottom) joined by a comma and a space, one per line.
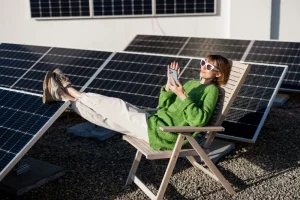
30, 0, 217, 20
0, 89, 70, 182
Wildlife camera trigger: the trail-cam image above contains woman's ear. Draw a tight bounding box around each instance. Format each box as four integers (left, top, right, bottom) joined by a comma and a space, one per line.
216, 72, 222, 78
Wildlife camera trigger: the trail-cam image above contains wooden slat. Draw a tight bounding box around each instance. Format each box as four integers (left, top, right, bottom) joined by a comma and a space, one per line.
186, 156, 219, 182
228, 74, 242, 81
185, 134, 236, 195
226, 79, 239, 85
156, 135, 185, 200
231, 65, 247, 72
210, 61, 250, 127
132, 175, 156, 200
223, 84, 235, 90
126, 151, 142, 185
228, 70, 243, 77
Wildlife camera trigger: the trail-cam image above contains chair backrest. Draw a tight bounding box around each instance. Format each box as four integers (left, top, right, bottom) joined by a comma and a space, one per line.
207, 61, 250, 126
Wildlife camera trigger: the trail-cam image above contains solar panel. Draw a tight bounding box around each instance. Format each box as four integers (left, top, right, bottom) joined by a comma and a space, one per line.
124, 35, 189, 55
124, 35, 251, 60
0, 89, 68, 181
155, 0, 215, 15
221, 63, 287, 142
30, 0, 90, 18
0, 43, 51, 88
12, 47, 112, 94
180, 59, 287, 142
84, 52, 190, 109
93, 0, 152, 16
179, 37, 251, 60
244, 40, 300, 91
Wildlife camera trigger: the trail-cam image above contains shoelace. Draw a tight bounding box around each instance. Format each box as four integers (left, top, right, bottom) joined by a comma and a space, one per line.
55, 73, 69, 82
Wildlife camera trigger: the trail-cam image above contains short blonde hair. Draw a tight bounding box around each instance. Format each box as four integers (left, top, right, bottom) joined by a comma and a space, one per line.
206, 55, 232, 85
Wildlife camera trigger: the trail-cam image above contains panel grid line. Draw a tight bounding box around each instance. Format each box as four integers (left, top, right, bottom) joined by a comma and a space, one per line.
11, 47, 53, 88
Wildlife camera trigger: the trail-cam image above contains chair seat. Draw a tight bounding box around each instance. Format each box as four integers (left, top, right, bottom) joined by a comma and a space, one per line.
123, 135, 199, 160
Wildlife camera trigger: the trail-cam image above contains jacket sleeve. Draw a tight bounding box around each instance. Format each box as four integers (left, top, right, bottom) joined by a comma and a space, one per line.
177, 86, 219, 127
158, 85, 176, 109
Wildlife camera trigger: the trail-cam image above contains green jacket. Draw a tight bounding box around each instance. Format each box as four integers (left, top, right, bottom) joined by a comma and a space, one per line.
147, 80, 219, 150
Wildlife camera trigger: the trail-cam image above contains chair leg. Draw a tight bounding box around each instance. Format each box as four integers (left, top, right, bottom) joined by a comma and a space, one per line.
126, 150, 142, 185
185, 134, 236, 195
186, 156, 219, 182
156, 135, 185, 200
203, 131, 217, 150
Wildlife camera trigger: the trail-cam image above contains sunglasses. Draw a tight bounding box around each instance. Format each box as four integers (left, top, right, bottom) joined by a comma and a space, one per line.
200, 59, 219, 72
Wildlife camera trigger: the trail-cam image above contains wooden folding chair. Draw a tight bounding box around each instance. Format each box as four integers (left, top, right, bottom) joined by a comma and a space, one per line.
123, 61, 250, 199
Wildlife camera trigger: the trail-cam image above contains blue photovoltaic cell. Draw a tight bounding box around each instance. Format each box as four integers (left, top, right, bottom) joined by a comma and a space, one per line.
12, 48, 112, 94
94, 0, 152, 16
244, 40, 300, 91
0, 89, 63, 177
30, 0, 90, 18
180, 60, 286, 141
0, 43, 50, 88
179, 37, 251, 60
124, 35, 250, 60
84, 52, 189, 109
124, 35, 189, 55
156, 0, 215, 15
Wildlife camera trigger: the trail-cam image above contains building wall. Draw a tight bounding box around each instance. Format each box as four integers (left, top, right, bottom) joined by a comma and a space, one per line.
0, 0, 230, 50
279, 0, 300, 42
0, 0, 299, 51
229, 0, 272, 40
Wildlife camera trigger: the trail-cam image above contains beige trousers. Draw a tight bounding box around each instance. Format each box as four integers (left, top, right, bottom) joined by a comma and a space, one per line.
71, 93, 150, 143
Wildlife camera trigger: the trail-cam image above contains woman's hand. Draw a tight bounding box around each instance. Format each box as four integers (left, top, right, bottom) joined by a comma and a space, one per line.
166, 62, 180, 92
169, 76, 187, 101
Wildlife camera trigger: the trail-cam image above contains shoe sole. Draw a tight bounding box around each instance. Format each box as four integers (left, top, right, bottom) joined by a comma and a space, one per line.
42, 72, 54, 104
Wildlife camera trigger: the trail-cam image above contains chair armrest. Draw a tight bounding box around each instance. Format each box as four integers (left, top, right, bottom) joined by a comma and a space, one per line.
159, 126, 225, 133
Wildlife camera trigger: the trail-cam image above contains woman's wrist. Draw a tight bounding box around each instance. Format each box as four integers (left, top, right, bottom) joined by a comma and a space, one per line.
165, 85, 170, 92
178, 93, 187, 101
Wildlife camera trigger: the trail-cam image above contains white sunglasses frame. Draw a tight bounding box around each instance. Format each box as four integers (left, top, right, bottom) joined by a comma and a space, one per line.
200, 59, 219, 72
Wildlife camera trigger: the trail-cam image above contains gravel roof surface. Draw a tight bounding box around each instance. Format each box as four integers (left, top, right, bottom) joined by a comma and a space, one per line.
1, 92, 300, 200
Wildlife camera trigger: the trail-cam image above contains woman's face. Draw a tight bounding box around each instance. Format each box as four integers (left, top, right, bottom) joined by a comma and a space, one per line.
199, 58, 221, 80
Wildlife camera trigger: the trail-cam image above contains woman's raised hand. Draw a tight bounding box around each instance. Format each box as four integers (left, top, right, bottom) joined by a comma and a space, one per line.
166, 62, 180, 91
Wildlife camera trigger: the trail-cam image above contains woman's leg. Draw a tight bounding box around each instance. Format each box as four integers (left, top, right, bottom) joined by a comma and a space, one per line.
46, 70, 150, 142
75, 93, 150, 143
71, 98, 150, 142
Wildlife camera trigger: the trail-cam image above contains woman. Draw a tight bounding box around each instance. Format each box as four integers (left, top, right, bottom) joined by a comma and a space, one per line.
43, 55, 231, 150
